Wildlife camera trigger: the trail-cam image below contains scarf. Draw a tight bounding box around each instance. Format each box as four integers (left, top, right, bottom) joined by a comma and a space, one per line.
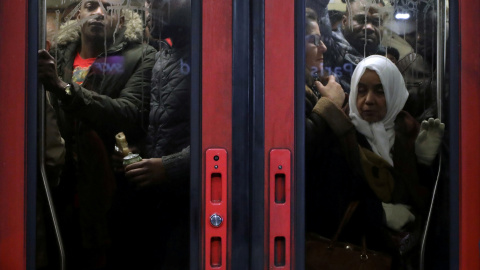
348, 55, 409, 166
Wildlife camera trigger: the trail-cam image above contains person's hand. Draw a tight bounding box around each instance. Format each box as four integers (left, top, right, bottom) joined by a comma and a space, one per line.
382, 203, 415, 232
112, 146, 139, 174
415, 118, 445, 165
315, 75, 345, 108
124, 158, 167, 188
38, 49, 67, 94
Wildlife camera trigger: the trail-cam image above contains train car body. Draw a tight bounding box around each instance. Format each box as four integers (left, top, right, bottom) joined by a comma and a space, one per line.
0, 0, 479, 269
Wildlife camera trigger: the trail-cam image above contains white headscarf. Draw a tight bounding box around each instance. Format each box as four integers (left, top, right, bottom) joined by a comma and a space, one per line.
348, 55, 409, 166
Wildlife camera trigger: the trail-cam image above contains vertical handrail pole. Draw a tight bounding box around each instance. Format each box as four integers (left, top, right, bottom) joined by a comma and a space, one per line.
38, 0, 66, 269
419, 0, 446, 269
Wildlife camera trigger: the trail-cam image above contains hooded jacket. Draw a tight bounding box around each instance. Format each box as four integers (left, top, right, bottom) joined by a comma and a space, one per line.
48, 12, 156, 250
51, 11, 156, 154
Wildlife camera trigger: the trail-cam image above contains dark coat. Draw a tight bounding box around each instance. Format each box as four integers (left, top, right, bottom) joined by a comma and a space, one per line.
305, 86, 428, 255
306, 85, 374, 242
131, 43, 191, 269
326, 31, 387, 93
397, 52, 438, 121
48, 15, 156, 253
146, 45, 191, 181
53, 31, 156, 153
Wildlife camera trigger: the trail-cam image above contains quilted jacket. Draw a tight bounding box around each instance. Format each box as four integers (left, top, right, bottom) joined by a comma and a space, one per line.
146, 44, 191, 181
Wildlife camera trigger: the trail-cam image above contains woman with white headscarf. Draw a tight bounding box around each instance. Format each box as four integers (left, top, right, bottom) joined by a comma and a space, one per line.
306, 55, 444, 261
349, 55, 444, 231
349, 55, 409, 167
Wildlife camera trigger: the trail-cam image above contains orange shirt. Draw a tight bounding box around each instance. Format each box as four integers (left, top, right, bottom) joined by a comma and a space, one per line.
72, 52, 96, 85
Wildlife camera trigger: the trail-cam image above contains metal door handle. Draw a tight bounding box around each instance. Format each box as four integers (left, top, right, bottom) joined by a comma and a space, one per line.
205, 149, 228, 269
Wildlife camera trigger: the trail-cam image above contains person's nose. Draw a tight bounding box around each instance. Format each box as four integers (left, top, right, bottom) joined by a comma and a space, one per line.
363, 22, 376, 34
92, 6, 106, 19
318, 41, 327, 53
364, 90, 375, 105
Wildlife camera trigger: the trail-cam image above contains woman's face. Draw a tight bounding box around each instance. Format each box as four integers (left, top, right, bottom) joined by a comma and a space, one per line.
356, 69, 387, 123
305, 20, 327, 74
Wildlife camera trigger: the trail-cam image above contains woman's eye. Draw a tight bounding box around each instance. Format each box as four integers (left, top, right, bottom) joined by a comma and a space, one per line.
305, 35, 321, 46
306, 35, 314, 44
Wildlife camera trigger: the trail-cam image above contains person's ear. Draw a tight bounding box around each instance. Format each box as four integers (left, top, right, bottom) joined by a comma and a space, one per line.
342, 14, 348, 28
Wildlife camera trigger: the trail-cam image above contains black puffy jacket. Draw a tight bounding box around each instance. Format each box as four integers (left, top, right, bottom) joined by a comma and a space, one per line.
146, 45, 191, 180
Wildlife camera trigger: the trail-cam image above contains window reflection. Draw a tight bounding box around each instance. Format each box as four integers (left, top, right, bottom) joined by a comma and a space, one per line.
306, 0, 441, 120
39, 0, 191, 269
305, 1, 447, 269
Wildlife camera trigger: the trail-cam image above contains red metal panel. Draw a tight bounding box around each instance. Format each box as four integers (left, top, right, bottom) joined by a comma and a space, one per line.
265, 0, 295, 268
0, 0, 27, 269
205, 149, 228, 270
459, 0, 480, 269
269, 150, 291, 269
202, 0, 232, 268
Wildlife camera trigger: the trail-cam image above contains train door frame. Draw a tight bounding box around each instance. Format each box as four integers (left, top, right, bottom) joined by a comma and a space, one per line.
0, 0, 39, 268
196, 0, 306, 268
457, 1, 480, 269
198, 0, 233, 269
1, 0, 480, 269
449, 1, 460, 269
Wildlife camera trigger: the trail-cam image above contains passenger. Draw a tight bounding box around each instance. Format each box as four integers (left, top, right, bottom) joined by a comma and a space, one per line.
305, 6, 352, 250
306, 55, 444, 269
305, 8, 331, 92
142, 0, 166, 50
329, 9, 344, 32
37, 1, 156, 268
120, 0, 191, 268
342, 0, 385, 56
379, 7, 415, 61
397, 3, 439, 121
350, 55, 444, 266
385, 46, 399, 64
307, 0, 344, 86
307, 0, 333, 37
328, 0, 387, 92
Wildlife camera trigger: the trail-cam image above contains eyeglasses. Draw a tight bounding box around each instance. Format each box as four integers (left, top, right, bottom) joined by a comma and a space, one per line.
306, 34, 322, 46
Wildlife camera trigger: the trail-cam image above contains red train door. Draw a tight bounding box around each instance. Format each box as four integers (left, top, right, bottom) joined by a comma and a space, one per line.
458, 1, 480, 269
0, 0, 36, 269
1, 0, 480, 269
197, 0, 304, 268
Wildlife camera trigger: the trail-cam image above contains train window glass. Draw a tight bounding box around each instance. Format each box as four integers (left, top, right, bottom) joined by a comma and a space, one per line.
39, 0, 192, 269
305, 0, 449, 268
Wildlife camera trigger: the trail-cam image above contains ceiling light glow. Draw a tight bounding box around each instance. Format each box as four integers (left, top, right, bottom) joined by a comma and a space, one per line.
395, 13, 411, 20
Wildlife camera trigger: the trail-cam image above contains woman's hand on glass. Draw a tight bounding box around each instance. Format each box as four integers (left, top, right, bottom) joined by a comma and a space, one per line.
415, 118, 445, 165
